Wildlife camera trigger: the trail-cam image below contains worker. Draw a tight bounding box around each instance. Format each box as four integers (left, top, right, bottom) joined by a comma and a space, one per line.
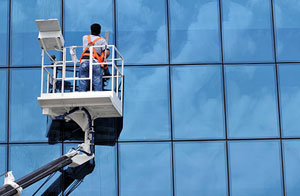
79, 23, 110, 92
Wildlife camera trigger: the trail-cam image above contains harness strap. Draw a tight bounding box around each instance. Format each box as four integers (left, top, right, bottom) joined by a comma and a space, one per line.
80, 35, 107, 69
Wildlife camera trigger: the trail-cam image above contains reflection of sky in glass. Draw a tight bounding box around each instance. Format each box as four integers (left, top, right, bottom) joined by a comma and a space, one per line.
117, 0, 168, 65
283, 140, 300, 195
119, 66, 171, 141
64, 0, 114, 48
119, 142, 172, 196
222, 0, 274, 62
64, 144, 117, 195
0, 145, 6, 174
10, 69, 47, 142
169, 0, 221, 64
273, 0, 300, 62
0, 70, 7, 142
10, 144, 61, 195
278, 64, 300, 137
229, 141, 283, 196
174, 142, 227, 196
11, 0, 61, 66
171, 65, 225, 139
0, 0, 8, 66
225, 65, 279, 138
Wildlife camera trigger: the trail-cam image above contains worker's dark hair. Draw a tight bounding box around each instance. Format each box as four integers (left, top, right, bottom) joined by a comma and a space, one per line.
91, 23, 101, 35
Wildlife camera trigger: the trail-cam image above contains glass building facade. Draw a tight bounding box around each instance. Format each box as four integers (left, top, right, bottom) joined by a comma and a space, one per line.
0, 0, 300, 195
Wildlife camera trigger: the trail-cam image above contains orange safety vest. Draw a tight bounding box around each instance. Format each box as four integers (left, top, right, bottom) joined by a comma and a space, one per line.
80, 35, 108, 69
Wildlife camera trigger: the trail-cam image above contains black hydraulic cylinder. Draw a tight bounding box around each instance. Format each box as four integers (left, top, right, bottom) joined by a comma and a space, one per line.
0, 155, 72, 196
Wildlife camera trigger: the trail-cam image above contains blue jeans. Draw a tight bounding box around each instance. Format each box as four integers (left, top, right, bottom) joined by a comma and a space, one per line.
79, 60, 103, 91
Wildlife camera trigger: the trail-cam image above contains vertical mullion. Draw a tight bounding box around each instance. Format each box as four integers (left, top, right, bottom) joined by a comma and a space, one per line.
7, 0, 12, 172
270, 0, 286, 195
114, 1, 120, 196
218, 0, 231, 196
166, 0, 175, 195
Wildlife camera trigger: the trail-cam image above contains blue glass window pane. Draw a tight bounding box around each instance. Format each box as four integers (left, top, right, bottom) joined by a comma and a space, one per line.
10, 69, 47, 142
0, 70, 7, 142
119, 66, 170, 141
10, 144, 61, 195
278, 64, 300, 137
64, 144, 117, 195
171, 65, 225, 139
119, 142, 172, 196
169, 0, 221, 64
0, 145, 6, 174
64, 0, 114, 48
11, 0, 61, 66
283, 140, 300, 195
229, 141, 283, 196
0, 0, 8, 66
174, 141, 227, 196
222, 0, 274, 62
273, 0, 300, 62
225, 65, 279, 138
117, 0, 168, 65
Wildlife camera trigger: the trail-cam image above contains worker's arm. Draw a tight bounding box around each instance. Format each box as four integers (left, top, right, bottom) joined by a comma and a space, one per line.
104, 49, 110, 58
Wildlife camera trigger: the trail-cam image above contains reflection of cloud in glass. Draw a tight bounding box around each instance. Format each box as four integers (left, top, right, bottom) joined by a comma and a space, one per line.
63, 0, 114, 46
229, 141, 283, 196
11, 0, 61, 66
64, 0, 112, 31
170, 0, 221, 63
0, 71, 7, 142
278, 64, 300, 137
226, 65, 279, 138
273, 0, 300, 61
64, 144, 117, 195
119, 143, 172, 195
222, 0, 273, 62
0, 146, 5, 174
120, 66, 170, 140
174, 142, 227, 195
10, 144, 61, 195
117, 0, 168, 64
0, 0, 8, 65
283, 140, 300, 195
172, 66, 225, 139
10, 69, 47, 142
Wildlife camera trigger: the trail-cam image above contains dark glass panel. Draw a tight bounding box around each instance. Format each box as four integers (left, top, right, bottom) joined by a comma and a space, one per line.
225, 65, 279, 138
171, 65, 225, 139
119, 142, 172, 196
119, 66, 171, 141
174, 141, 228, 196
169, 0, 221, 64
229, 141, 283, 196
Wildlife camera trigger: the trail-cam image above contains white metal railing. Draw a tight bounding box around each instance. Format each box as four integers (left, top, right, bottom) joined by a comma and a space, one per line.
40, 45, 124, 103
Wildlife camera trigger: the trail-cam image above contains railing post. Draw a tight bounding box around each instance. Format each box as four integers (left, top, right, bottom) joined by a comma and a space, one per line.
41, 50, 44, 95
62, 47, 66, 93
89, 46, 93, 92
112, 46, 115, 92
